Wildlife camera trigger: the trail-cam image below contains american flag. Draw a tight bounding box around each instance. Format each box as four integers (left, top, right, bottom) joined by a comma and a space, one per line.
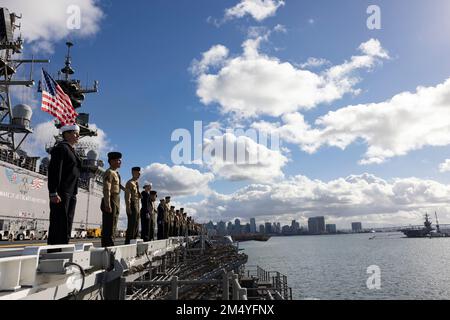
41, 69, 78, 125
31, 178, 44, 190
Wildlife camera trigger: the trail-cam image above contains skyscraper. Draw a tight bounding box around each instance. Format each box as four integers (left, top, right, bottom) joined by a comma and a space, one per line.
217, 221, 226, 236
308, 216, 326, 234
227, 222, 233, 235
265, 222, 272, 234
234, 219, 241, 234
259, 225, 265, 234
352, 222, 363, 233
250, 218, 257, 233
326, 224, 337, 234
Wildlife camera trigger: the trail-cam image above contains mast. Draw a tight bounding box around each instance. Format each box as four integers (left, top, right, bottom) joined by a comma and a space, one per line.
0, 7, 48, 155
50, 41, 99, 138
435, 212, 440, 233
424, 213, 432, 232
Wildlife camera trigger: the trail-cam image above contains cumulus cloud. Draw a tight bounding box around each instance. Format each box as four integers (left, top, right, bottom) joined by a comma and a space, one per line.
202, 132, 287, 182
439, 159, 450, 173
184, 173, 450, 227
190, 45, 229, 76
22, 120, 110, 157
140, 163, 214, 197
2, 0, 104, 52
254, 78, 450, 164
224, 0, 285, 22
193, 37, 389, 118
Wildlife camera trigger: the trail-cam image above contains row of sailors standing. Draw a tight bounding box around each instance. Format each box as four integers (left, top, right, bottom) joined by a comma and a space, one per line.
102, 151, 200, 248
45, 124, 200, 248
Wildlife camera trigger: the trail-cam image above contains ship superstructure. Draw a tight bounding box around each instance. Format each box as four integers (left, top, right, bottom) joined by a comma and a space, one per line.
0, 7, 104, 241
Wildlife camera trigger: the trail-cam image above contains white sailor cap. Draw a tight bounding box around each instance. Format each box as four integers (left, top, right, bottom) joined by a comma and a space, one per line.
60, 124, 80, 134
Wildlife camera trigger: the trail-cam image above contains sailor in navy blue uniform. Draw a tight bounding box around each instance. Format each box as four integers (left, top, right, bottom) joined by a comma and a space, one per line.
157, 199, 166, 240
47, 124, 82, 245
140, 184, 152, 242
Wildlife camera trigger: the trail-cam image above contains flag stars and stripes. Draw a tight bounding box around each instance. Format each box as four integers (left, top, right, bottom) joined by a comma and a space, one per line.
41, 69, 78, 125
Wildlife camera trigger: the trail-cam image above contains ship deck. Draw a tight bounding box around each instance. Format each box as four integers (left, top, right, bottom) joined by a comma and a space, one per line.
0, 236, 291, 300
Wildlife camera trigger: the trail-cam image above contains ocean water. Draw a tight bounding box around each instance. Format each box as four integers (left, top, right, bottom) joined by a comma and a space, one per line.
239, 233, 450, 300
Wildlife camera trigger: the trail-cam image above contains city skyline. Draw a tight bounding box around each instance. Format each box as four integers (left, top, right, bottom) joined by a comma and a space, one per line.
205, 216, 368, 233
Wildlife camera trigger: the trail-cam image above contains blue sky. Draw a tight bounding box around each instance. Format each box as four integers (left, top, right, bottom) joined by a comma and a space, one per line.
7, 0, 450, 228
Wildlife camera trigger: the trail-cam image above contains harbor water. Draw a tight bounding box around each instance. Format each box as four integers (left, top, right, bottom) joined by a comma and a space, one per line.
239, 233, 450, 300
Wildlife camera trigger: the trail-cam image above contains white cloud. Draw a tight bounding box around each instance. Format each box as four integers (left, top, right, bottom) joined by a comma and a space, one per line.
299, 57, 330, 69
193, 37, 389, 118
439, 159, 450, 173
22, 120, 110, 158
184, 173, 450, 227
224, 0, 285, 22
252, 112, 321, 153
273, 24, 287, 33
202, 132, 288, 182
254, 78, 450, 164
190, 45, 229, 76
140, 163, 214, 197
2, 0, 104, 52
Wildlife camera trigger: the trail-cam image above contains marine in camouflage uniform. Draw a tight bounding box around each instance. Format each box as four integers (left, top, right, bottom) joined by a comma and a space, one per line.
125, 167, 141, 244
101, 152, 123, 247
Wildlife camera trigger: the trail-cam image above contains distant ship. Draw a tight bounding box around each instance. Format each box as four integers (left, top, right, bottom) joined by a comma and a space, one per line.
400, 213, 449, 238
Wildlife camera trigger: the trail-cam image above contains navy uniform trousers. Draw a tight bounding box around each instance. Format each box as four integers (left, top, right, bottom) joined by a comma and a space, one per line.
48, 194, 77, 245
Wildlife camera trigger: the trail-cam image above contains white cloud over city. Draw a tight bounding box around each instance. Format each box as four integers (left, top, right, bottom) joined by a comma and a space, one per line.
184, 173, 450, 228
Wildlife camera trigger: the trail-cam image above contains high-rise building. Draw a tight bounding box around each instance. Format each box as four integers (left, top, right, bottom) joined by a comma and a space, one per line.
290, 220, 300, 233
282, 225, 291, 234
308, 216, 326, 234
352, 222, 363, 233
326, 224, 337, 234
227, 222, 233, 235
217, 221, 227, 235
264, 222, 272, 234
205, 221, 215, 231
234, 219, 241, 234
250, 218, 257, 233
259, 225, 265, 234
